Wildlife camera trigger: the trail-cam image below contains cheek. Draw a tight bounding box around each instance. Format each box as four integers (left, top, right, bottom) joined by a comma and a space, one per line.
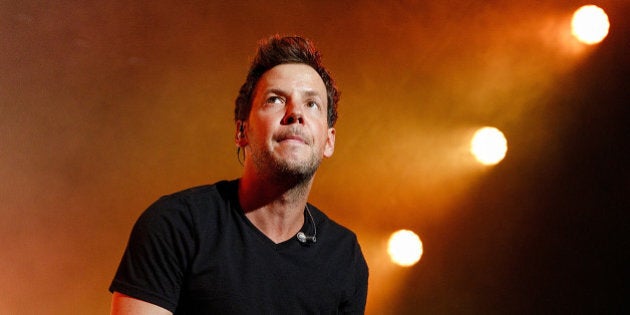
248, 121, 276, 145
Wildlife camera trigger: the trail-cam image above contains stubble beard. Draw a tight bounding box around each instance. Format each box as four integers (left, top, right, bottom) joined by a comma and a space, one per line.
252, 146, 322, 188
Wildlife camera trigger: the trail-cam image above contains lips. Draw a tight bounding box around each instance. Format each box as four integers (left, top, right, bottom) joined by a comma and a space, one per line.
276, 130, 308, 144
282, 135, 305, 143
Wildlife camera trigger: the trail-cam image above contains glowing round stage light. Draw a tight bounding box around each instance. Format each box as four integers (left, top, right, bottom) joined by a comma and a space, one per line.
387, 229, 423, 267
571, 5, 610, 45
470, 127, 508, 166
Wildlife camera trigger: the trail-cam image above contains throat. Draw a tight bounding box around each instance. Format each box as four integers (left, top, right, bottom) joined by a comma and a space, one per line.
244, 208, 305, 244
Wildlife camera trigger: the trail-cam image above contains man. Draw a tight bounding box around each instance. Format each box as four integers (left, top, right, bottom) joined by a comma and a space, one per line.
110, 35, 369, 314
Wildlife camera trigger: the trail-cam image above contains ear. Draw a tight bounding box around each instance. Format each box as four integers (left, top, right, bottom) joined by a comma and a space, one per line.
323, 127, 335, 158
235, 121, 248, 147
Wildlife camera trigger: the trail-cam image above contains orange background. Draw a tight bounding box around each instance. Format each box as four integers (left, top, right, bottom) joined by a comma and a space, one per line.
1, 1, 627, 313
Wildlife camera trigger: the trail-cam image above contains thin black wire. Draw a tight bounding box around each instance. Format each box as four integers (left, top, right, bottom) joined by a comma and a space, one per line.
236, 147, 245, 166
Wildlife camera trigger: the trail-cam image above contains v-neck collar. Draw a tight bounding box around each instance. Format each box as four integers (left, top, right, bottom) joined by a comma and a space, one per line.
227, 179, 313, 251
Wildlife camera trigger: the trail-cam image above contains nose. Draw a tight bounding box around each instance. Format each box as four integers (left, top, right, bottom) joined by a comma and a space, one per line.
281, 102, 304, 125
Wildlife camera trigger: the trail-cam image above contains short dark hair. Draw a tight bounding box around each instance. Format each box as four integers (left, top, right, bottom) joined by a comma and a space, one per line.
234, 35, 339, 127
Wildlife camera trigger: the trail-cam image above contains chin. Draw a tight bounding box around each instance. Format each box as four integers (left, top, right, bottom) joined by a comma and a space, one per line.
252, 148, 322, 181
274, 157, 321, 180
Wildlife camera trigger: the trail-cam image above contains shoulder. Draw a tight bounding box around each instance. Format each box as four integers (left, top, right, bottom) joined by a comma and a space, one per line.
154, 180, 235, 207
308, 204, 367, 273
136, 179, 238, 230
145, 180, 236, 214
307, 204, 358, 243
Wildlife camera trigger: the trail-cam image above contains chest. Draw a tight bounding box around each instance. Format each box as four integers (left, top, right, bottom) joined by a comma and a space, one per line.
178, 227, 345, 314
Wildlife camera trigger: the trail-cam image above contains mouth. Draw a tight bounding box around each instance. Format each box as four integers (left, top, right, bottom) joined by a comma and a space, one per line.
281, 135, 305, 143
278, 137, 306, 147
276, 131, 308, 145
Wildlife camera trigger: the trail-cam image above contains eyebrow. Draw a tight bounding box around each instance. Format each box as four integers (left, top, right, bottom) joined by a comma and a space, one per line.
303, 90, 321, 96
265, 88, 324, 99
266, 88, 287, 96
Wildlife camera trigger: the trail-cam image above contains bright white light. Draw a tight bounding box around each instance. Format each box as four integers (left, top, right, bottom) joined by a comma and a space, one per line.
470, 127, 508, 165
387, 229, 423, 267
571, 5, 610, 45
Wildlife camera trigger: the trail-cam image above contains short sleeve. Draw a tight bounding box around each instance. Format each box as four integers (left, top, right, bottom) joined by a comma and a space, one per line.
109, 196, 196, 312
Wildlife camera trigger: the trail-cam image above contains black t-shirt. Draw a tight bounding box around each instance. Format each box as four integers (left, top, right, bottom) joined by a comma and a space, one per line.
110, 180, 368, 314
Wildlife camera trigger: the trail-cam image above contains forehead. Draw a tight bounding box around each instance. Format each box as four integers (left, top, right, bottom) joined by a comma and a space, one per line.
254, 63, 327, 98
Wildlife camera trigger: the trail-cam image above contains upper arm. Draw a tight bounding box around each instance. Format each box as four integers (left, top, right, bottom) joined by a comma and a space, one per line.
111, 292, 173, 315
110, 197, 195, 313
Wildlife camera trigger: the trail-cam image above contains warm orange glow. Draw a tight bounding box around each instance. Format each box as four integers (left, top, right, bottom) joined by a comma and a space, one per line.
470, 127, 508, 165
387, 230, 423, 267
571, 5, 610, 45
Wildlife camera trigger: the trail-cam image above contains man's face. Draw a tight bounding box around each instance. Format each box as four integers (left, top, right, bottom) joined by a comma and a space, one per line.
242, 63, 335, 180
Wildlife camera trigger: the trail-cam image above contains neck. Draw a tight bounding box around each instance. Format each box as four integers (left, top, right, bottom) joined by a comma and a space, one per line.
239, 157, 316, 209
238, 166, 315, 243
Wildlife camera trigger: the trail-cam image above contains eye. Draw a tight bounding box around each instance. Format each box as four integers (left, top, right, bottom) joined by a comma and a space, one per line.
306, 100, 320, 109
266, 96, 285, 105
